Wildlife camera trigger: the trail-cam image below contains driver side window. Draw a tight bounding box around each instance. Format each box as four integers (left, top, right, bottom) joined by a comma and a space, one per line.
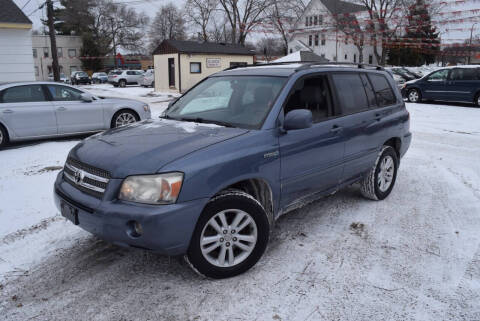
47, 85, 83, 101
427, 69, 449, 82
284, 75, 332, 123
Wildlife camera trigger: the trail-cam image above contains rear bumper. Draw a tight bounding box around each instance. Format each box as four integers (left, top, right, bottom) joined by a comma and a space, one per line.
54, 171, 209, 256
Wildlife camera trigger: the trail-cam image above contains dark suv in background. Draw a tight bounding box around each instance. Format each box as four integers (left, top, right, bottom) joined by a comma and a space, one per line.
403, 66, 480, 107
54, 62, 411, 278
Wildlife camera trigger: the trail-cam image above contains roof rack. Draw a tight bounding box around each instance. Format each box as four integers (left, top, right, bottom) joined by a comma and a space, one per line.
223, 61, 385, 72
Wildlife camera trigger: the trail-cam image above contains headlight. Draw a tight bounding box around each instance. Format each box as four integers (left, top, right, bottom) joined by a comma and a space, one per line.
143, 104, 150, 112
119, 172, 183, 204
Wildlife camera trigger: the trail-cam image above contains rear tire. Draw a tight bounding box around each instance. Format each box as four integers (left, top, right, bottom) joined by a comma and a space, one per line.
407, 88, 421, 103
360, 146, 399, 201
186, 190, 270, 279
119, 80, 126, 88
475, 93, 480, 107
0, 124, 9, 149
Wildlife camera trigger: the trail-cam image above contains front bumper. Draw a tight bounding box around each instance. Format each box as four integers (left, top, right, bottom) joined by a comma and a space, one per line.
54, 171, 209, 256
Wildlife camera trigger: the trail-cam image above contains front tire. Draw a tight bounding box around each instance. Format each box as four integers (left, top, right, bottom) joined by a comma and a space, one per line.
0, 124, 9, 149
360, 146, 399, 201
111, 110, 139, 128
119, 80, 126, 88
407, 88, 421, 103
186, 190, 270, 279
474, 93, 480, 107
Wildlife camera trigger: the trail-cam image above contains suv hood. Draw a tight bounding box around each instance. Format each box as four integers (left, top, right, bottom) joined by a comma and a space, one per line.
69, 119, 248, 178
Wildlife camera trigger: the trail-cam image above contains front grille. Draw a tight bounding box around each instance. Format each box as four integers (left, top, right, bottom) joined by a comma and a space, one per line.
63, 157, 110, 198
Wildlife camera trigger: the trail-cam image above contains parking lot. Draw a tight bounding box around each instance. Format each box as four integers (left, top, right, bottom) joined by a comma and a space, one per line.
0, 85, 479, 321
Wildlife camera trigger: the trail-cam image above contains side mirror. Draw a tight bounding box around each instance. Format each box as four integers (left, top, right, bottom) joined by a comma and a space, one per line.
80, 93, 93, 102
284, 109, 313, 131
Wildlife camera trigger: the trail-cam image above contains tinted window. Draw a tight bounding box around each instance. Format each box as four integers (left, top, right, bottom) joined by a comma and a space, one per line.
450, 68, 478, 81
360, 74, 377, 107
368, 74, 397, 106
47, 85, 83, 101
331, 73, 368, 114
2, 85, 47, 103
109, 71, 122, 75
284, 76, 332, 123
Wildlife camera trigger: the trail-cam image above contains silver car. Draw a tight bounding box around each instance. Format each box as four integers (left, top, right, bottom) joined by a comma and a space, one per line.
108, 70, 144, 88
139, 69, 154, 87
0, 82, 151, 148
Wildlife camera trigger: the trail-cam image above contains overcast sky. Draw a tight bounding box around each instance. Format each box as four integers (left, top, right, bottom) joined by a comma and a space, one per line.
13, 0, 480, 44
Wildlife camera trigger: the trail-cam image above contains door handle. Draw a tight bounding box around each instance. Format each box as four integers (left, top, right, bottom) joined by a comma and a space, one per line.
57, 107, 67, 111
330, 125, 343, 133
2, 109, 13, 114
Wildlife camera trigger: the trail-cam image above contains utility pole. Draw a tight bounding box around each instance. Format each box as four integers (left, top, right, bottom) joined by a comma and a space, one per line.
46, 0, 60, 81
468, 22, 478, 64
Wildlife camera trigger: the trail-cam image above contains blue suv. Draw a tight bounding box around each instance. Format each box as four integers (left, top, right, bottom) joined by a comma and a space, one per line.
54, 63, 412, 278
402, 66, 480, 106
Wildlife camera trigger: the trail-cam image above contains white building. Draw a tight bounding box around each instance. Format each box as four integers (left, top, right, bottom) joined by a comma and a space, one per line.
32, 35, 83, 80
0, 0, 35, 82
288, 0, 381, 65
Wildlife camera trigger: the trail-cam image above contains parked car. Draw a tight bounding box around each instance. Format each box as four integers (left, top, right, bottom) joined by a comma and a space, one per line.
47, 73, 68, 83
108, 70, 144, 87
402, 66, 480, 106
92, 72, 108, 84
54, 63, 411, 278
70, 71, 92, 85
387, 67, 418, 82
139, 69, 154, 87
0, 82, 151, 148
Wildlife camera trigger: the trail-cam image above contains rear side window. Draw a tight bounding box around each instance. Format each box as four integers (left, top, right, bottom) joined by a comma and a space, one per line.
331, 73, 368, 114
450, 68, 479, 81
360, 74, 377, 107
1, 85, 47, 103
368, 74, 397, 106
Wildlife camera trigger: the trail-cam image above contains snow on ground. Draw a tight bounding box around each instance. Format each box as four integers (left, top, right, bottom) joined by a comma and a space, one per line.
0, 88, 479, 320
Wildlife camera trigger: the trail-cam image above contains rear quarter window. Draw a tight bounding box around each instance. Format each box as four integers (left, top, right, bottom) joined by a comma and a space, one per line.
368, 73, 397, 106
331, 73, 369, 114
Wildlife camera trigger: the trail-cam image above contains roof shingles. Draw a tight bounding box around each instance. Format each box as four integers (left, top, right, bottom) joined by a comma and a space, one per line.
0, 0, 32, 24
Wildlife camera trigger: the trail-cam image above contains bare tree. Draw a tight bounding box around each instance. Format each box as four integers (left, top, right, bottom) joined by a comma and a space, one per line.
185, 0, 218, 42
149, 3, 187, 53
267, 0, 306, 54
218, 0, 272, 45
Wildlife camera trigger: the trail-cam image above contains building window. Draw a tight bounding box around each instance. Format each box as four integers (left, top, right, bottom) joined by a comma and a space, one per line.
57, 48, 63, 58
34, 66, 39, 76
345, 36, 348, 45
290, 48, 293, 53
190, 62, 201, 73
43, 47, 49, 58
314, 16, 318, 25
47, 66, 52, 74
321, 34, 326, 46
305, 17, 309, 26
308, 35, 313, 46
309, 16, 313, 26
314, 34, 319, 46
319, 15, 323, 24
68, 49, 76, 58
354, 54, 357, 63
369, 55, 373, 64
32, 48, 37, 58
345, 54, 348, 60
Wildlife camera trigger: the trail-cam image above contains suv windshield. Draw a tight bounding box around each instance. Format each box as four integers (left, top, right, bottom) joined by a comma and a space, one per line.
98, 73, 107, 76
77, 72, 88, 77
164, 76, 287, 129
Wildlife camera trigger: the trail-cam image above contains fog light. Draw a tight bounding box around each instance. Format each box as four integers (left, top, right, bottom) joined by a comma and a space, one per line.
127, 220, 143, 238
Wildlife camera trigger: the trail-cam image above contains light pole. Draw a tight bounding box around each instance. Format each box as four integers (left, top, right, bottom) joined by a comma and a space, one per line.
468, 22, 478, 64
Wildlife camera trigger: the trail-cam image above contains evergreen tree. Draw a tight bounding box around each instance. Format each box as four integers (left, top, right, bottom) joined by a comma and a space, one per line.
388, 0, 440, 66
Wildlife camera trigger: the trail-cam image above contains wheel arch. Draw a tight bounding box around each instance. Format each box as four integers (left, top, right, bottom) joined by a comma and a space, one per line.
213, 178, 275, 227
383, 137, 401, 159
0, 120, 11, 141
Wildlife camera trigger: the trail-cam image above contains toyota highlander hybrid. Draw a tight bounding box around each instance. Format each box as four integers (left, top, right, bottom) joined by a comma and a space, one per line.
54, 63, 412, 278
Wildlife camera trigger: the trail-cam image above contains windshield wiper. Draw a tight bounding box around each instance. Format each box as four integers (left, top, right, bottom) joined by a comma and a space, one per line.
180, 117, 235, 128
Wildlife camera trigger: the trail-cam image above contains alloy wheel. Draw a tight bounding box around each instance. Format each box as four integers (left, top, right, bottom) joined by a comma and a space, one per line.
115, 113, 136, 127
378, 155, 395, 192
408, 90, 419, 103
200, 209, 258, 268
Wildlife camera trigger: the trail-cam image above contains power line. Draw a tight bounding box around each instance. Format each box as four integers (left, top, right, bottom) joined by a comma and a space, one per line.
21, 0, 34, 10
